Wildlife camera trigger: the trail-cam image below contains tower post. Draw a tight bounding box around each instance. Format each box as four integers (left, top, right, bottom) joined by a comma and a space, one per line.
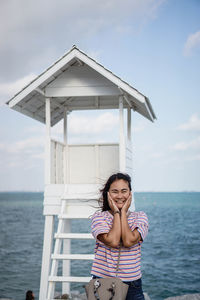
119, 96, 126, 172
39, 98, 55, 300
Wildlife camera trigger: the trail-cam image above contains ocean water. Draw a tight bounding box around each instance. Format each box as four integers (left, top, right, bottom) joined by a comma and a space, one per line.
0, 192, 200, 300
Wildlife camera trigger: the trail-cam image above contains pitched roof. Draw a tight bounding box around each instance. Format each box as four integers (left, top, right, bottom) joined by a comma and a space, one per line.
7, 45, 156, 126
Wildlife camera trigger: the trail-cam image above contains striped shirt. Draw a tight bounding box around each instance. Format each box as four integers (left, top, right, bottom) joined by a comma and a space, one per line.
91, 210, 148, 282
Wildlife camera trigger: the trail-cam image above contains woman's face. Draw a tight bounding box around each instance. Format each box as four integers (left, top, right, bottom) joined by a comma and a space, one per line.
108, 179, 130, 210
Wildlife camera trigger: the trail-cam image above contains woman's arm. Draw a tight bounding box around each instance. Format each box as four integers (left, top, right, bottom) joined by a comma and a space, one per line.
121, 193, 142, 248
97, 192, 121, 248
98, 212, 121, 248
121, 211, 141, 247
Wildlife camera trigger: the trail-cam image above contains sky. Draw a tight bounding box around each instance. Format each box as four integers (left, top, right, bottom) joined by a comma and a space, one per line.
0, 0, 200, 192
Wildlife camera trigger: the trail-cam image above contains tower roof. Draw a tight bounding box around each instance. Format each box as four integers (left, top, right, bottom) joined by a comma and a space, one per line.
7, 45, 156, 126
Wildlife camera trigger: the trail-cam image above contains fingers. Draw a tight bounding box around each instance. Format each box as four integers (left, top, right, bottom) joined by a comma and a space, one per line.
107, 192, 119, 213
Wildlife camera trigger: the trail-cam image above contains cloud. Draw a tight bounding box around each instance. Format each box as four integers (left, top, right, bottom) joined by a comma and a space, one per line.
50, 111, 119, 143
0, 0, 166, 81
69, 112, 118, 135
184, 30, 200, 56
178, 114, 200, 131
0, 137, 44, 155
0, 137, 44, 172
133, 121, 147, 133
184, 154, 200, 161
0, 73, 36, 105
172, 136, 200, 151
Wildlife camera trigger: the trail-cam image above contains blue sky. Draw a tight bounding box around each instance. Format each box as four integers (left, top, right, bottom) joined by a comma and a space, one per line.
0, 0, 200, 191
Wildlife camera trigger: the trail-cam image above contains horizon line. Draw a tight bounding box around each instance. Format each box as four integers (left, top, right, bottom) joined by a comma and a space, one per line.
0, 190, 200, 193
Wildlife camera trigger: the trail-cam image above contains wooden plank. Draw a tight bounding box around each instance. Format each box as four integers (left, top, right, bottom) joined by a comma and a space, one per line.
39, 216, 54, 300
45, 86, 120, 97
45, 98, 51, 184
51, 254, 94, 260
49, 276, 91, 283
55, 233, 93, 239
58, 214, 91, 219
127, 107, 131, 141
119, 96, 126, 172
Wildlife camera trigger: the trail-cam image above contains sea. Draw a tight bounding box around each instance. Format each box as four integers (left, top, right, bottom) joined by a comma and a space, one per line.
0, 192, 200, 300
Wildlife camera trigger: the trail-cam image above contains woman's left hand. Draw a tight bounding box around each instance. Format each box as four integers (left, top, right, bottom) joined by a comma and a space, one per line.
121, 192, 132, 213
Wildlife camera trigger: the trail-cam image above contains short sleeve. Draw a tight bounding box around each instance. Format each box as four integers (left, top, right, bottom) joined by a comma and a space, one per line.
129, 211, 148, 241
91, 211, 110, 240
135, 212, 148, 241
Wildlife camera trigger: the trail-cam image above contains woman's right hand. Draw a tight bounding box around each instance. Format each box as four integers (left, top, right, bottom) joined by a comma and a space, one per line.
107, 192, 119, 213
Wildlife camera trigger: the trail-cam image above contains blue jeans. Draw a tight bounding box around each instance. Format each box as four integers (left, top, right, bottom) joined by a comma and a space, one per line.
124, 278, 145, 300
92, 276, 145, 300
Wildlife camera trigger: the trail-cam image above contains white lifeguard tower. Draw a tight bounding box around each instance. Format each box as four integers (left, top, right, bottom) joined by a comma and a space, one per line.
7, 46, 156, 299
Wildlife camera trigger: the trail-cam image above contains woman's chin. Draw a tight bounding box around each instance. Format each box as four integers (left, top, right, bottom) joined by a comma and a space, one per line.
117, 204, 125, 210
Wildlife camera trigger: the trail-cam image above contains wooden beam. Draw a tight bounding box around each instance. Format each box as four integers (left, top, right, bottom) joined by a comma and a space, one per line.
119, 96, 126, 172
36, 87, 45, 96
39, 215, 54, 300
45, 98, 51, 184
75, 58, 84, 66
127, 107, 131, 142
63, 107, 67, 184
95, 96, 99, 108
14, 105, 45, 123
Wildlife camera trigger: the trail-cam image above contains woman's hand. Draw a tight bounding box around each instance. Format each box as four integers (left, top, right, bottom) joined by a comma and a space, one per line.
121, 192, 132, 213
107, 192, 119, 213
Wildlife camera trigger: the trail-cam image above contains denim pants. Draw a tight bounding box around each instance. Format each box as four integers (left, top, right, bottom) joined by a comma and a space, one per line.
124, 278, 145, 300
92, 276, 145, 300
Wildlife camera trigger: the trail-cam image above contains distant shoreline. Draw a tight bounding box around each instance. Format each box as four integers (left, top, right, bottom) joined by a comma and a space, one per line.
0, 190, 200, 193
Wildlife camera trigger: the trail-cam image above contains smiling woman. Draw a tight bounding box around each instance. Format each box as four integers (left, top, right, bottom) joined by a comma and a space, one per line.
90, 173, 149, 300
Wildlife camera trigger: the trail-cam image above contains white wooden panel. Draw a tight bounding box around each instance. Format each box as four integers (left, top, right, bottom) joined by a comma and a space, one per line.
44, 196, 61, 205
50, 141, 56, 184
99, 145, 119, 181
125, 138, 132, 175
43, 205, 61, 215
45, 65, 120, 97
68, 146, 96, 183
55, 143, 64, 184
55, 233, 93, 239
46, 65, 118, 88
44, 184, 100, 199
49, 276, 91, 283
52, 254, 94, 260
45, 184, 65, 196
45, 86, 120, 97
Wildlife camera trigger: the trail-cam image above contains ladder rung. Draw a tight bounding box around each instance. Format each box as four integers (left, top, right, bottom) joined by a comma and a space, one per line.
58, 214, 89, 219
51, 254, 94, 260
49, 276, 91, 283
55, 233, 93, 239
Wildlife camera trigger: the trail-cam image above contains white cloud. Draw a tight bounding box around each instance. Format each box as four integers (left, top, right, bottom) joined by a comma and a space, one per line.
178, 114, 200, 131
69, 112, 118, 135
0, 0, 166, 81
51, 112, 119, 139
12, 137, 44, 153
184, 154, 200, 161
172, 136, 200, 151
0, 137, 44, 156
0, 73, 36, 105
133, 121, 147, 133
184, 30, 200, 56
149, 152, 165, 159
0, 136, 44, 175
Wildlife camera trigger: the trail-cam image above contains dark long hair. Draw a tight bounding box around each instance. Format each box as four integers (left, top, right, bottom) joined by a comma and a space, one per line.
26, 291, 34, 300
99, 173, 132, 211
